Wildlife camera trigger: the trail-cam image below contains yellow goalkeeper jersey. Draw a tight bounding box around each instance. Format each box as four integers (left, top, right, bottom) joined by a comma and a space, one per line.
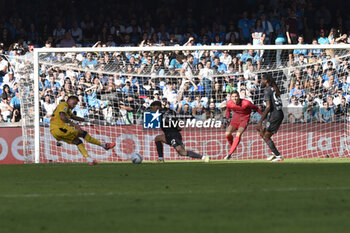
50, 102, 73, 129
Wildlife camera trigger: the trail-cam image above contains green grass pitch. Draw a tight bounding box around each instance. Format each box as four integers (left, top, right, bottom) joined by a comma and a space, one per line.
1, 159, 350, 233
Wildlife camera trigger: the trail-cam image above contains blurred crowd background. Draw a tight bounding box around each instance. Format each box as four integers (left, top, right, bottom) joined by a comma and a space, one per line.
0, 0, 349, 124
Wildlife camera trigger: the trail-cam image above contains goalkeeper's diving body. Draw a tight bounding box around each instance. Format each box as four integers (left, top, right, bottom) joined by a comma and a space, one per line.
150, 101, 210, 163
257, 74, 284, 162
49, 96, 116, 165
224, 91, 262, 160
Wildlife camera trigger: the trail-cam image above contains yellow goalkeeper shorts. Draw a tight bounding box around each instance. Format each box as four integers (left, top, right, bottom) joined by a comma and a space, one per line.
50, 125, 78, 144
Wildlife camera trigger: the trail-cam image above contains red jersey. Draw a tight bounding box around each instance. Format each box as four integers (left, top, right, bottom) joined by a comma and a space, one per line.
226, 99, 262, 120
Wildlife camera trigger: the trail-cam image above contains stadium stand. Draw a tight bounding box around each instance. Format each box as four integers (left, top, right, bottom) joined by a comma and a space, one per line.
0, 0, 349, 124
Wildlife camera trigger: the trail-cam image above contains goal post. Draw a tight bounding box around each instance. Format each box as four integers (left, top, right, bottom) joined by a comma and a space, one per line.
33, 50, 40, 163
14, 44, 350, 163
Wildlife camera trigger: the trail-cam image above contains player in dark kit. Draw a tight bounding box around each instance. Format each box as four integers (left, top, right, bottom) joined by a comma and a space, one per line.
150, 101, 210, 162
257, 74, 284, 162
224, 91, 262, 160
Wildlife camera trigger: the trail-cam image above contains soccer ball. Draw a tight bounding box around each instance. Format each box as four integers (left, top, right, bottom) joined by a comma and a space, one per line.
131, 153, 143, 164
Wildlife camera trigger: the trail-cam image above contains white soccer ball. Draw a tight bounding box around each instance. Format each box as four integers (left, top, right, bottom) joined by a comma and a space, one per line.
131, 153, 143, 164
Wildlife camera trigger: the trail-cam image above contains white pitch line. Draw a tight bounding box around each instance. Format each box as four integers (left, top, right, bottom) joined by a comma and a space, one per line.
1, 186, 350, 198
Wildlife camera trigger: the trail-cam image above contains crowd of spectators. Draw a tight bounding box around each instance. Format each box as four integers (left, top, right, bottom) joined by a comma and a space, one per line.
287, 54, 350, 123
0, 0, 349, 124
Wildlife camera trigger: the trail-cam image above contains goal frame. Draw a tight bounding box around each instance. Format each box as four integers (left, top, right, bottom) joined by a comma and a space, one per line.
32, 44, 350, 163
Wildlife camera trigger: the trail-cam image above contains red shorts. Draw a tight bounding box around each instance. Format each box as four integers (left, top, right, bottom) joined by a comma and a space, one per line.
230, 115, 250, 130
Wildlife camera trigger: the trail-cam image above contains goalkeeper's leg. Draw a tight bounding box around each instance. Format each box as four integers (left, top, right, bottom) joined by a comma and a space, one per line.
226, 127, 246, 160
225, 125, 235, 146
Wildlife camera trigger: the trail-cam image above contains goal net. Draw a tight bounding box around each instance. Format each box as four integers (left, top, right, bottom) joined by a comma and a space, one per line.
9, 44, 350, 163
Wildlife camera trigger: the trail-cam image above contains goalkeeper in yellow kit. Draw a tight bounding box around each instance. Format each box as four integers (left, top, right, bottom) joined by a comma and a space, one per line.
50, 96, 115, 165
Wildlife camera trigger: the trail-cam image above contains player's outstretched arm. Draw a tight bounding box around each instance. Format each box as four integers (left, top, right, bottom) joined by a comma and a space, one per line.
246, 101, 263, 115
60, 112, 80, 129
71, 115, 86, 122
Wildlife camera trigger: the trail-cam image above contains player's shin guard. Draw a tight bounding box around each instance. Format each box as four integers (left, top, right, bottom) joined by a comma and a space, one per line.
226, 134, 234, 146
228, 136, 241, 155
187, 151, 202, 159
155, 141, 163, 158
267, 140, 280, 156
77, 142, 89, 159
77, 141, 95, 163
83, 131, 102, 147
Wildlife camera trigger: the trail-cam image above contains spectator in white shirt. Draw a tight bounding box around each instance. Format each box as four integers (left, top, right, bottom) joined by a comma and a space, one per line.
1, 71, 16, 90
199, 60, 214, 98
0, 55, 8, 77
163, 82, 178, 104
261, 13, 274, 44
219, 50, 232, 69
180, 54, 195, 81
288, 97, 303, 123
41, 94, 57, 122
0, 96, 13, 122
244, 64, 259, 94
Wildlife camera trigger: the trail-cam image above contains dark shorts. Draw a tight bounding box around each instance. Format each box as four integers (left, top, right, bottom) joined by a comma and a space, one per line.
165, 130, 183, 148
266, 110, 284, 134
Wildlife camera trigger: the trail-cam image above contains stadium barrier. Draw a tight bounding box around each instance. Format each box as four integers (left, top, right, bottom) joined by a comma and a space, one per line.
1, 124, 349, 164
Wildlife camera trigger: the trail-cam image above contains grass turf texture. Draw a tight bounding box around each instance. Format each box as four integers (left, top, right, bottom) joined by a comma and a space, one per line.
1, 159, 350, 233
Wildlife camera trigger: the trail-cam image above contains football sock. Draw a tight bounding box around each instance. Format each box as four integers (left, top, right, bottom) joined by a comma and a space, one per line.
228, 136, 241, 155
84, 133, 102, 147
267, 140, 280, 156
77, 143, 89, 159
155, 141, 163, 158
226, 134, 234, 146
187, 151, 202, 159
